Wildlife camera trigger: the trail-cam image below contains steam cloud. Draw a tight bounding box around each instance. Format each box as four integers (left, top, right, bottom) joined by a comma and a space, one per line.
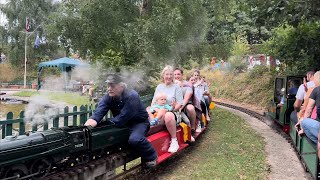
24, 95, 64, 128
23, 62, 150, 129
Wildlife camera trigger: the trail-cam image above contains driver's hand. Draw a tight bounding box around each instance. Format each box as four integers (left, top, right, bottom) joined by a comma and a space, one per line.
84, 119, 97, 127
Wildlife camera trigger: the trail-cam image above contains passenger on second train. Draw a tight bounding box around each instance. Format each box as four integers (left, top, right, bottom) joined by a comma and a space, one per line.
297, 71, 320, 143
150, 65, 184, 153
295, 85, 317, 135
291, 70, 316, 124
174, 68, 197, 141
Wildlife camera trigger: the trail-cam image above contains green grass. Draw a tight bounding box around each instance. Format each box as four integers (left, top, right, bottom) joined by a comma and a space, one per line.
12, 91, 39, 97
13, 91, 91, 106
47, 92, 91, 106
155, 107, 267, 179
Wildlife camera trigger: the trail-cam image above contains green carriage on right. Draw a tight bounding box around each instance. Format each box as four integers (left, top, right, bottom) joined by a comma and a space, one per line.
267, 75, 320, 179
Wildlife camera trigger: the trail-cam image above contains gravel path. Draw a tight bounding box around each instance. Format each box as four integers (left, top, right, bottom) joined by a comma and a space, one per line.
218, 105, 311, 180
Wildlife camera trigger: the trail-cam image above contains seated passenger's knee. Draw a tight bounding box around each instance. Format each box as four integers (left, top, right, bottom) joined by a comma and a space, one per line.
186, 104, 195, 112
164, 112, 175, 122
128, 136, 145, 146
301, 118, 312, 129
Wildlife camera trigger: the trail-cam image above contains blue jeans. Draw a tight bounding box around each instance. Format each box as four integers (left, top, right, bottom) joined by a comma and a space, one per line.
128, 123, 157, 161
301, 118, 320, 143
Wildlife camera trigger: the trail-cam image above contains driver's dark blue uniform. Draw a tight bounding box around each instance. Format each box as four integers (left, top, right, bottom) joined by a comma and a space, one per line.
91, 86, 157, 163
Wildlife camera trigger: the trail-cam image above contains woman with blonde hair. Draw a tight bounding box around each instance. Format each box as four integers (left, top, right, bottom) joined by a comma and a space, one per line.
149, 65, 183, 153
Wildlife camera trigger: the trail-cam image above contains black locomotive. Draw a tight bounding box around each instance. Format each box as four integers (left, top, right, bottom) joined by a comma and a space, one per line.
0, 121, 130, 179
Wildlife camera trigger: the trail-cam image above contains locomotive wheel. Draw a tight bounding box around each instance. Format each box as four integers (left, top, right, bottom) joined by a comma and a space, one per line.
30, 158, 52, 178
4, 164, 28, 179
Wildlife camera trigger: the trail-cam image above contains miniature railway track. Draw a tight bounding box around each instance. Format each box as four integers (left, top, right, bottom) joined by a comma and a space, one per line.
42, 152, 141, 180
43, 157, 111, 180
214, 101, 291, 139
214, 101, 313, 178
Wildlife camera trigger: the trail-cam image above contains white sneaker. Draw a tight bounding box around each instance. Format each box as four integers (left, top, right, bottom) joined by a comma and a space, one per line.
190, 135, 195, 142
168, 139, 179, 153
196, 123, 202, 133
206, 114, 211, 121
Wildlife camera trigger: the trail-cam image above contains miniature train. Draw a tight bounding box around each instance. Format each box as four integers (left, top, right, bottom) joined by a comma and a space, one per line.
0, 114, 209, 179
266, 75, 320, 179
0, 122, 130, 179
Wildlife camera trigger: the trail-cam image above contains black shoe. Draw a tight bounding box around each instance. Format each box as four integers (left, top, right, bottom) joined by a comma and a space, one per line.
144, 156, 158, 169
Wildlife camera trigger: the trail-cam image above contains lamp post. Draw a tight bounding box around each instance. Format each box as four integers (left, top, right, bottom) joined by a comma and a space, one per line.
24, 32, 28, 88
23, 23, 42, 88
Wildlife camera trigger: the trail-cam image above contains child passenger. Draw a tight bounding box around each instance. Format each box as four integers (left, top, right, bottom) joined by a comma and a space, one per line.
149, 92, 173, 126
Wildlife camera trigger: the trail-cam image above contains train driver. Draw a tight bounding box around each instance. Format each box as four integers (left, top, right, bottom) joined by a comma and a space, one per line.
84, 74, 158, 168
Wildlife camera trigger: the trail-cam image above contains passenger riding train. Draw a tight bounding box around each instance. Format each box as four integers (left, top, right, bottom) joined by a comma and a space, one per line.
0, 100, 210, 179
267, 75, 320, 180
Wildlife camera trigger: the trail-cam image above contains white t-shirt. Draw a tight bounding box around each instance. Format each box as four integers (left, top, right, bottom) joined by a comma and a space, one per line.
152, 83, 183, 105
194, 82, 208, 101
295, 81, 315, 100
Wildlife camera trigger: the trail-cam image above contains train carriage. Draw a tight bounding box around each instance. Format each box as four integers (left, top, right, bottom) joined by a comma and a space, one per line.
268, 75, 320, 179
267, 75, 304, 133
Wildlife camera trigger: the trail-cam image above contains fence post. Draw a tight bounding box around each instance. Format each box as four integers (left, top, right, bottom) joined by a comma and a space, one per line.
6, 112, 13, 136
89, 104, 93, 117
53, 116, 59, 128
64, 106, 69, 127
32, 120, 38, 131
1, 124, 5, 138
80, 105, 86, 125
85, 105, 88, 121
73, 106, 77, 126
19, 111, 25, 135
44, 120, 48, 130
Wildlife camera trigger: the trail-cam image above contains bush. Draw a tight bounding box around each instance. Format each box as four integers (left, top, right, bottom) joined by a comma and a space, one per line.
228, 56, 247, 73
248, 65, 270, 79
209, 67, 274, 109
0, 63, 23, 82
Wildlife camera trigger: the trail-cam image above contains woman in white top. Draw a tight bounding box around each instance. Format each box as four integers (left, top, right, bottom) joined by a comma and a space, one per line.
151, 65, 184, 153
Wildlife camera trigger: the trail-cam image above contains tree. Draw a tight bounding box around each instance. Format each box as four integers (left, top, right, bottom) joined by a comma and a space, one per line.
0, 0, 59, 70
52, 0, 209, 73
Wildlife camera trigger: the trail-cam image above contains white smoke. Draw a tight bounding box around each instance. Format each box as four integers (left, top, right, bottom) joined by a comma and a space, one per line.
119, 69, 149, 92
40, 75, 66, 91
24, 95, 65, 128
24, 62, 151, 129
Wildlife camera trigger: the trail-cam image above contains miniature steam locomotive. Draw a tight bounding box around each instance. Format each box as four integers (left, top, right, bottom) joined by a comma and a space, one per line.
0, 121, 130, 179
